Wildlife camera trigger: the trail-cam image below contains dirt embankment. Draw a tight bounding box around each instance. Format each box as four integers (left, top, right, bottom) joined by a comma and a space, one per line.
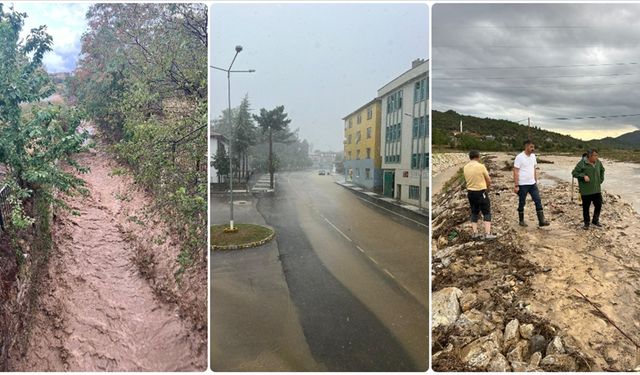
9, 145, 207, 371
432, 154, 640, 372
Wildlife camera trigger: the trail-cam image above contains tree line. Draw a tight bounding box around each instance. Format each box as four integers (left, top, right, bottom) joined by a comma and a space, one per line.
68, 3, 208, 264
212, 95, 313, 189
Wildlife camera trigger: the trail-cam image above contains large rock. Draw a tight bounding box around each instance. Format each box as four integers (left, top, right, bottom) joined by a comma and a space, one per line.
529, 334, 546, 355
460, 334, 500, 370
503, 319, 520, 351
487, 353, 511, 372
546, 336, 565, 355
433, 287, 463, 329
529, 351, 542, 367
506, 340, 530, 363
511, 361, 539, 372
455, 309, 496, 337
459, 292, 478, 312
519, 323, 535, 340
540, 354, 577, 371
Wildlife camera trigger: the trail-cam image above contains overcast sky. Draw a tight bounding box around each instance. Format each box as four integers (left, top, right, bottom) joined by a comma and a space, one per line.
211, 3, 429, 152
433, 3, 640, 141
10, 2, 90, 73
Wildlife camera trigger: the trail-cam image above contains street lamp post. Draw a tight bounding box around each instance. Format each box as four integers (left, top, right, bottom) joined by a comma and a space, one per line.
211, 45, 255, 231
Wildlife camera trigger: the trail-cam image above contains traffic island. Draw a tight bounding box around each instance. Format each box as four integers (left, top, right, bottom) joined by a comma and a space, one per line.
211, 223, 275, 251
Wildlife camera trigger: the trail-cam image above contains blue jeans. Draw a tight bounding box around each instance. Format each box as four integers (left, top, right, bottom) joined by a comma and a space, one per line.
518, 184, 543, 212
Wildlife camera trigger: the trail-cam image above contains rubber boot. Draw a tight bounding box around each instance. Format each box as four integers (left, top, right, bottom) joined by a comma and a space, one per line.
518, 211, 527, 227
537, 210, 550, 227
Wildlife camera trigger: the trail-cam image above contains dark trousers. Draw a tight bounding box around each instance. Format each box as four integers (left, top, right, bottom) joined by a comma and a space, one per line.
468, 190, 491, 222
517, 184, 543, 212
582, 193, 602, 224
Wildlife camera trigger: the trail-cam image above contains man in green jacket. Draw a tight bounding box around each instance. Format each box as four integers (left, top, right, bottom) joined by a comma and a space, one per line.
571, 149, 605, 230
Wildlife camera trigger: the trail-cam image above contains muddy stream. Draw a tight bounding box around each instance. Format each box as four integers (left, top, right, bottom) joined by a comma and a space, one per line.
12, 146, 204, 371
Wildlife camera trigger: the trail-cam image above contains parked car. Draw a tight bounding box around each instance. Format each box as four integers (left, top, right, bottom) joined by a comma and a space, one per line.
318, 170, 326, 175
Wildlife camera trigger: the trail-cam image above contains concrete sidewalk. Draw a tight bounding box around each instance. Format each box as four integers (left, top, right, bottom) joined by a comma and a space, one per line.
335, 180, 429, 227
210, 195, 319, 371
251, 174, 275, 193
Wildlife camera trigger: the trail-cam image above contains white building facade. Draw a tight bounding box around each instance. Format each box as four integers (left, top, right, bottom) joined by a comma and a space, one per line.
210, 130, 229, 183
378, 59, 429, 210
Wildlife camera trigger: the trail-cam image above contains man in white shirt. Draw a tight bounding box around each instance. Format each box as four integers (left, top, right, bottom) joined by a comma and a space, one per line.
513, 140, 550, 227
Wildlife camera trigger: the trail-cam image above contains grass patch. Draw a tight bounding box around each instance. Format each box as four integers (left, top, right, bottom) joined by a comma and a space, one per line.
211, 223, 274, 249
442, 167, 465, 193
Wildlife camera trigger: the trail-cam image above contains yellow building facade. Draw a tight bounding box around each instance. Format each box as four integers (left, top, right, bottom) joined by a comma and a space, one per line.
342, 98, 382, 190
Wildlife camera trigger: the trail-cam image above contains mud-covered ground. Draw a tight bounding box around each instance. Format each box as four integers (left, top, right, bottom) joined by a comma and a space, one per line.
432, 154, 640, 372
9, 142, 207, 371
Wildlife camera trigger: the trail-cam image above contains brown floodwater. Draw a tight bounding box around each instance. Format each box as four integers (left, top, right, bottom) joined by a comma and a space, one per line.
12, 146, 204, 371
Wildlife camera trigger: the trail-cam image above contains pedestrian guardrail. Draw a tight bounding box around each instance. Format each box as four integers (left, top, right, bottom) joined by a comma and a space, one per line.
0, 184, 10, 231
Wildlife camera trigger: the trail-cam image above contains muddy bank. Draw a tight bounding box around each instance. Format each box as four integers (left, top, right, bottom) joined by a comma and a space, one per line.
432, 154, 640, 371
9, 146, 206, 371
0, 191, 53, 371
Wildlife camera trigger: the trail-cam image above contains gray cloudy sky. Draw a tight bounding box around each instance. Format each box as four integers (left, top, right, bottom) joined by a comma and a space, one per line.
211, 3, 429, 152
433, 3, 640, 140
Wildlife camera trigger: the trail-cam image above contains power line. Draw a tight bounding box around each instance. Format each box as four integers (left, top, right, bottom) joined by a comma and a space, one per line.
440, 81, 640, 89
436, 61, 640, 71
433, 72, 638, 81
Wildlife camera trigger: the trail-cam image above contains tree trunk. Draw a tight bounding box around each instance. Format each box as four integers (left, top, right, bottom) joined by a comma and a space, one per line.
269, 127, 274, 189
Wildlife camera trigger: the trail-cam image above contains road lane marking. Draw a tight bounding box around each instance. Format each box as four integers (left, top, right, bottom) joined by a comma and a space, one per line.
356, 245, 365, 253
368, 255, 378, 265
323, 217, 352, 242
354, 196, 428, 229
383, 269, 396, 279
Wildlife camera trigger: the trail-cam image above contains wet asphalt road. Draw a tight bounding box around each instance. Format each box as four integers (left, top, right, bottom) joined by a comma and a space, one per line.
255, 171, 428, 371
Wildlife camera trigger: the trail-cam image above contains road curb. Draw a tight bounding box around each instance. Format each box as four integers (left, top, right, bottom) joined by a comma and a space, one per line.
211, 227, 275, 251
335, 182, 429, 227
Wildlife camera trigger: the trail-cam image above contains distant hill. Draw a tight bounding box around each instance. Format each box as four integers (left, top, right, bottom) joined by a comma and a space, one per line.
433, 110, 640, 153
596, 130, 640, 149
432, 110, 589, 152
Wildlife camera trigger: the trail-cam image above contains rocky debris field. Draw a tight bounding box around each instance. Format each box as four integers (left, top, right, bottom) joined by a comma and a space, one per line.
431, 155, 640, 372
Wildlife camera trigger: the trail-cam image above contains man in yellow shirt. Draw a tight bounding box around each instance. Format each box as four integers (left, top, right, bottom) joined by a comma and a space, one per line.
463, 150, 496, 240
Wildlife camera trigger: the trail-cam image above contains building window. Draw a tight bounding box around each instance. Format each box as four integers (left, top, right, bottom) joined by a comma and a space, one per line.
366, 148, 371, 159
412, 118, 419, 138
365, 168, 371, 180
356, 149, 360, 160
367, 106, 373, 120
349, 119, 353, 128
356, 168, 360, 178
367, 127, 372, 139
357, 114, 362, 124
409, 185, 420, 200
348, 151, 351, 160
386, 91, 403, 113
348, 134, 352, 144
414, 78, 427, 103
355, 130, 361, 144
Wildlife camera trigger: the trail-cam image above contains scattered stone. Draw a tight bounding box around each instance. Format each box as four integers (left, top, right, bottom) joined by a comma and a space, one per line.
432, 287, 463, 329
529, 334, 546, 355
542, 266, 552, 272
459, 292, 478, 312
506, 340, 529, 363
460, 334, 501, 370
519, 323, 535, 339
540, 354, 577, 371
510, 361, 529, 372
546, 336, 565, 355
455, 309, 496, 337
487, 352, 511, 372
529, 351, 542, 367
437, 236, 448, 248
432, 343, 453, 362
503, 319, 520, 351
